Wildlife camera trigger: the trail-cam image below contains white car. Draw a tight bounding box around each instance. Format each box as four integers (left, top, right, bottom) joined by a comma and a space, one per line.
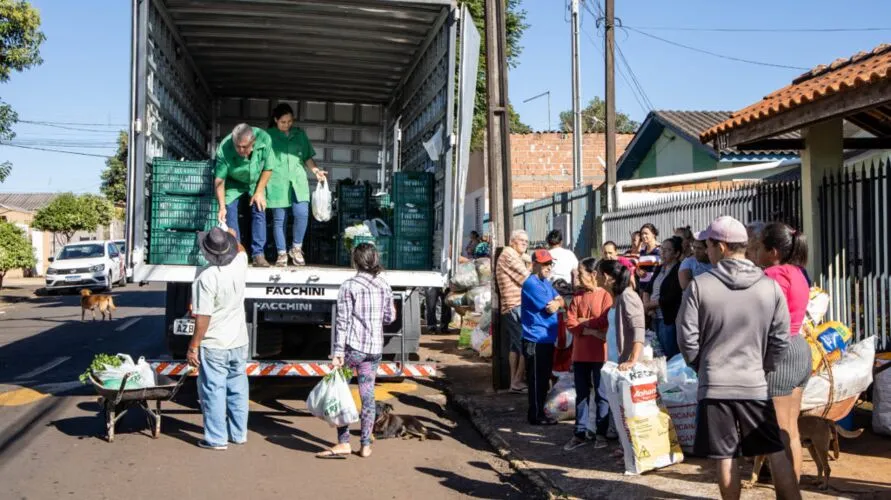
45, 240, 127, 293
112, 239, 133, 282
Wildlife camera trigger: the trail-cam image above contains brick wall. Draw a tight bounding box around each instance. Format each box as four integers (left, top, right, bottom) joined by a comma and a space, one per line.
510, 132, 633, 201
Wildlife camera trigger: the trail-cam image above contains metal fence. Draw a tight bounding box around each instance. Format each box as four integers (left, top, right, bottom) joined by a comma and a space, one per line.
486, 185, 602, 257
603, 180, 802, 250
820, 159, 889, 350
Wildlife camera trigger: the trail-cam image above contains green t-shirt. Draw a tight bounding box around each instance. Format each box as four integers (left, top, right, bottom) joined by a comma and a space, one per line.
265, 127, 317, 208
214, 127, 276, 205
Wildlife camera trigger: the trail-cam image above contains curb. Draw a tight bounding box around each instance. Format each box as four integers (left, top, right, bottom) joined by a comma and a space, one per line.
443, 385, 571, 500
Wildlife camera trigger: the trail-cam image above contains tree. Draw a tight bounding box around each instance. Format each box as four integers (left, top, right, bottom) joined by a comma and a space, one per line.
0, 0, 46, 181
559, 97, 639, 134
0, 221, 35, 288
458, 0, 531, 150
31, 193, 114, 245
100, 131, 128, 207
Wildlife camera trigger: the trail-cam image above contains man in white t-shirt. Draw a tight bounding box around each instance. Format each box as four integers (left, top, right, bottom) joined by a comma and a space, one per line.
546, 229, 578, 286
187, 226, 249, 450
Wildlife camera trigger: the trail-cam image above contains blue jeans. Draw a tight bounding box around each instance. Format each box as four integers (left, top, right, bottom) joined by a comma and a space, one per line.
225, 196, 267, 257
198, 345, 249, 446
656, 317, 680, 359
574, 361, 609, 438
271, 201, 309, 252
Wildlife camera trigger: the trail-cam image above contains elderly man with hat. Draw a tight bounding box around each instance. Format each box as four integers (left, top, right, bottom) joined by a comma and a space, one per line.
186, 227, 250, 450
521, 249, 565, 425
676, 216, 799, 499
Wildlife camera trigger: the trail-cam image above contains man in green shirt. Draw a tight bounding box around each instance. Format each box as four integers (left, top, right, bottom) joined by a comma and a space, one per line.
215, 123, 277, 267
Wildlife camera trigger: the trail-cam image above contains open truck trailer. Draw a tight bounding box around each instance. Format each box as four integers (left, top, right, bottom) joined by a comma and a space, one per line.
124, 0, 481, 377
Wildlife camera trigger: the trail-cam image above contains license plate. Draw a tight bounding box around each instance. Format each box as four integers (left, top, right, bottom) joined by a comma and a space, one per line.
173, 318, 196, 336
65, 275, 81, 281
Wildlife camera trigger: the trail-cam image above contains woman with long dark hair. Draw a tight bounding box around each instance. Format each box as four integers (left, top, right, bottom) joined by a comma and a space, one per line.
758, 222, 811, 482
563, 257, 613, 451
266, 103, 327, 266
318, 243, 396, 459
596, 259, 646, 371
646, 236, 683, 359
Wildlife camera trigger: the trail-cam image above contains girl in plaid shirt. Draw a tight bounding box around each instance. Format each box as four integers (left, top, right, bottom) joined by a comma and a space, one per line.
319, 243, 395, 459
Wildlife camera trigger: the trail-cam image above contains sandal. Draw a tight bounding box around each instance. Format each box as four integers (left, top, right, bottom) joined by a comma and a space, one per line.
509, 386, 528, 394
315, 448, 350, 459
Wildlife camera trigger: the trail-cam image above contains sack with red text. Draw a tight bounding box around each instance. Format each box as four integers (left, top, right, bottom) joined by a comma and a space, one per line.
601, 362, 684, 475
658, 355, 699, 453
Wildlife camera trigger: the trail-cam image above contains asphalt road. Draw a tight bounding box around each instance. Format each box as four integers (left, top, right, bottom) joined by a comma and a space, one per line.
0, 285, 533, 500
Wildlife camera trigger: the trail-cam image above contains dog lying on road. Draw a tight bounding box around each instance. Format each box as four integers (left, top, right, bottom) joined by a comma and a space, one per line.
745, 415, 864, 491
80, 289, 116, 321
373, 402, 432, 441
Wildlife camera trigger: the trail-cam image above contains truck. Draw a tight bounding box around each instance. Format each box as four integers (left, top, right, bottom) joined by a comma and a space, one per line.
124, 0, 481, 377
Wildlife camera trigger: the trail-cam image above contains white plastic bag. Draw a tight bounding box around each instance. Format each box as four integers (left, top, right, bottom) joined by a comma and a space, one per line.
306, 369, 360, 427
312, 180, 332, 222
601, 362, 684, 475
96, 354, 156, 390
470, 326, 490, 353
659, 355, 698, 452
873, 355, 891, 436
452, 262, 479, 291
801, 336, 875, 412
544, 372, 576, 422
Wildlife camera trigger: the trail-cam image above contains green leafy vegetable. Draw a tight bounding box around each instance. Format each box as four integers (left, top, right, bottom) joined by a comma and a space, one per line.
78, 353, 122, 384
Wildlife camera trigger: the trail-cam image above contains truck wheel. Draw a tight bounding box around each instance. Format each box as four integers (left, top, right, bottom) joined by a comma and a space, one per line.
165, 282, 191, 358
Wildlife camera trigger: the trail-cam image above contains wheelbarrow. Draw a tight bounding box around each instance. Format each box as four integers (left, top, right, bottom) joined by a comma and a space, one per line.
89, 368, 191, 442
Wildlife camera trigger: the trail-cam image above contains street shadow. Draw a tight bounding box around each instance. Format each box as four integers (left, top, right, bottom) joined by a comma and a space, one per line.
390, 391, 450, 420
415, 465, 532, 499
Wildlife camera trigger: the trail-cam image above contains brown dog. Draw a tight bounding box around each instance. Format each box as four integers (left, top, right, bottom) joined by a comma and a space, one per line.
745, 415, 863, 491
373, 402, 430, 441
80, 289, 116, 321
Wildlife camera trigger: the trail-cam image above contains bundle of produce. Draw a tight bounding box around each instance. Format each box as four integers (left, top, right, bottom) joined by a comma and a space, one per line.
451, 262, 480, 291
445, 291, 471, 309
474, 257, 492, 283
543, 372, 576, 421
466, 285, 491, 314
80, 353, 157, 390
343, 224, 374, 252
801, 336, 875, 413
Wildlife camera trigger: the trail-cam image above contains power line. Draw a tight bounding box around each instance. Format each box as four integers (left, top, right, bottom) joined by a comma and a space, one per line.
616, 45, 654, 110
19, 119, 126, 127
623, 25, 891, 33
624, 27, 810, 70
581, 25, 649, 115
17, 121, 124, 134
0, 143, 112, 158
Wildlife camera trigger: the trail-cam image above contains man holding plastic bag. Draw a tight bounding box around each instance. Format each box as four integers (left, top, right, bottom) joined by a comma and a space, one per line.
187, 226, 250, 450
315, 243, 395, 459
676, 216, 800, 499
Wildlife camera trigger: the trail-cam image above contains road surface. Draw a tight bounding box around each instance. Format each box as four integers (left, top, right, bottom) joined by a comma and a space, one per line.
0, 285, 533, 499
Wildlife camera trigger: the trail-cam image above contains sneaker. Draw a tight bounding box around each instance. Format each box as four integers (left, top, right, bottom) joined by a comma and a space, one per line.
288, 246, 305, 266
592, 435, 608, 449
197, 440, 228, 450
252, 255, 271, 267
275, 252, 288, 267
563, 436, 589, 451
229, 439, 247, 446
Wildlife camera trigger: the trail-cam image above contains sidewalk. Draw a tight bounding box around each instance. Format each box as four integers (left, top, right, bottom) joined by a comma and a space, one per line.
420, 334, 891, 500
0, 277, 45, 306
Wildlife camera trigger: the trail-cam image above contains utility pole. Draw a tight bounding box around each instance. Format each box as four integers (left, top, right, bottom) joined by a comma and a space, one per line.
485, 0, 514, 391
604, 0, 617, 209
571, 0, 583, 187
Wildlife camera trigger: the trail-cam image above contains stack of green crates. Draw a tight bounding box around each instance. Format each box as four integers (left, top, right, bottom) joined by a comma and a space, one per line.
149, 159, 217, 266
307, 217, 337, 266
336, 182, 369, 266
391, 172, 434, 270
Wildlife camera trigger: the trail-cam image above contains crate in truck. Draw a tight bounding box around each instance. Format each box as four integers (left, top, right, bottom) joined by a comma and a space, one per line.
151, 195, 217, 232
151, 159, 215, 196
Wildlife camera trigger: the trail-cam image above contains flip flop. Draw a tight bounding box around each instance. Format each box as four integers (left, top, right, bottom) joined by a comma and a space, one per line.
315, 448, 350, 459
509, 387, 528, 394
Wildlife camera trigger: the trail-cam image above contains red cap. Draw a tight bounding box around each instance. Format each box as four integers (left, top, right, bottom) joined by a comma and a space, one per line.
532, 249, 553, 264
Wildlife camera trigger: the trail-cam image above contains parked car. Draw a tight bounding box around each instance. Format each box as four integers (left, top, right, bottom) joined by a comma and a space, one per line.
45, 240, 127, 293
112, 239, 133, 282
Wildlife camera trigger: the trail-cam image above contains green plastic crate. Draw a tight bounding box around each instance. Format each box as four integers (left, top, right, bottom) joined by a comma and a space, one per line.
391, 237, 432, 270
148, 230, 208, 266
151, 195, 217, 231
392, 203, 432, 239
392, 172, 434, 206
152, 158, 215, 196
337, 182, 368, 212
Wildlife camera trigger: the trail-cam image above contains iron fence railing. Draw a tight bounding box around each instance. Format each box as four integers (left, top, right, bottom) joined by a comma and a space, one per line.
820, 159, 889, 350
603, 181, 802, 251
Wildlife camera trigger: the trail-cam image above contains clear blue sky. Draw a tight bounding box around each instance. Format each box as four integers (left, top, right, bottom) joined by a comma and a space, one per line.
1, 0, 889, 193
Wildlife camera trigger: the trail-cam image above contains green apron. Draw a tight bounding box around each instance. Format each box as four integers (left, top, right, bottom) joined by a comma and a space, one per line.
265, 127, 317, 208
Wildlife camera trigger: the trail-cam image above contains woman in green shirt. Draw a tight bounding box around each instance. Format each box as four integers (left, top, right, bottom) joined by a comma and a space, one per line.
266, 103, 326, 266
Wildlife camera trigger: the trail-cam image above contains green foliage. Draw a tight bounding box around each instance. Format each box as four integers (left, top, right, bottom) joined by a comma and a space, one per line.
31, 193, 114, 243
0, 221, 35, 287
79, 353, 122, 384
0, 0, 46, 181
559, 97, 639, 134
100, 131, 128, 207
457, 0, 531, 151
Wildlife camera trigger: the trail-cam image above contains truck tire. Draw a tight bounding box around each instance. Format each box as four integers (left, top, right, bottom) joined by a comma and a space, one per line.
165, 282, 191, 358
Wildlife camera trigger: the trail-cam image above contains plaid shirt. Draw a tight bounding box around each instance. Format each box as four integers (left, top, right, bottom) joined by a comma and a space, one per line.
334, 272, 395, 356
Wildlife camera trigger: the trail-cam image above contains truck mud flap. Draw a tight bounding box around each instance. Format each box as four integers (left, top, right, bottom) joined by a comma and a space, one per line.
150, 360, 437, 378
